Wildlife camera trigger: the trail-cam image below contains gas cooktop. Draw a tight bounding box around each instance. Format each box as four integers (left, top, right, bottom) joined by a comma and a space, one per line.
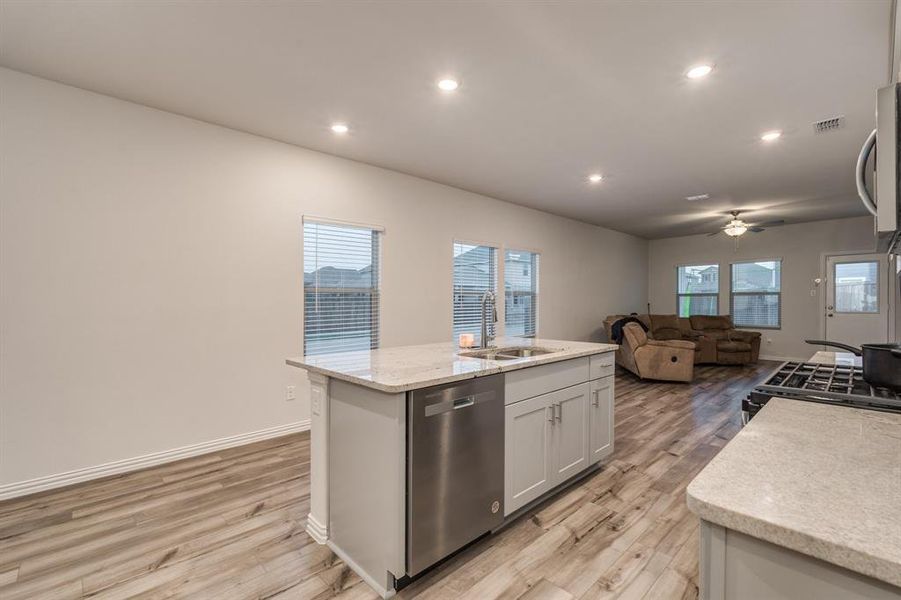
743, 361, 901, 423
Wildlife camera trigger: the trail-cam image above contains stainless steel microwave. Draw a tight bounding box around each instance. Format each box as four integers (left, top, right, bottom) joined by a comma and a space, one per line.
857, 83, 900, 255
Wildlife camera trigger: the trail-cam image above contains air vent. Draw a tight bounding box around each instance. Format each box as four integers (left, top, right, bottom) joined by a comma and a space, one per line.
813, 116, 845, 134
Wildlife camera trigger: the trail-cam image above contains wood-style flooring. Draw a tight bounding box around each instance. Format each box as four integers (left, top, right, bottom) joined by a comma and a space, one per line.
0, 362, 776, 599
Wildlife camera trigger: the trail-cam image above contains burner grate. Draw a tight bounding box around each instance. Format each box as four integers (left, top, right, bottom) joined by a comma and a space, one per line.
756, 361, 901, 412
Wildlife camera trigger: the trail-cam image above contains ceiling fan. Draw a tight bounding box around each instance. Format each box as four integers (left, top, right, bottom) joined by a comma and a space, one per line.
707, 211, 785, 237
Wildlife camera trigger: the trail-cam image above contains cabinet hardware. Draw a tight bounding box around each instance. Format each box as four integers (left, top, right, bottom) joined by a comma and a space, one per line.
592, 389, 600, 407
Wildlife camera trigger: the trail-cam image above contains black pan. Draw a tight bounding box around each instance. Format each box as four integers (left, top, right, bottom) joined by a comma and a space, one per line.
805, 339, 901, 391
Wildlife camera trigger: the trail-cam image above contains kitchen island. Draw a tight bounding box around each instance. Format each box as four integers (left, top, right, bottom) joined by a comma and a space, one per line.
286, 337, 617, 597
687, 397, 901, 599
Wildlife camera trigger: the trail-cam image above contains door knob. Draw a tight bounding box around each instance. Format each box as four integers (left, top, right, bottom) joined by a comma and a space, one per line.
827, 313, 834, 317
827, 305, 834, 310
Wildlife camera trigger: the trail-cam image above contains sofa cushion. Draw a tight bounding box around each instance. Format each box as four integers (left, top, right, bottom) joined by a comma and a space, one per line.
648, 339, 696, 350
717, 340, 751, 353
623, 322, 648, 348
648, 314, 682, 340
690, 315, 733, 331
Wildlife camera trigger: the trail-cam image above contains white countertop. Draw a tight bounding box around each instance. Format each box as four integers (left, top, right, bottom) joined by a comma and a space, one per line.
286, 337, 617, 393
687, 398, 901, 587
809, 349, 863, 367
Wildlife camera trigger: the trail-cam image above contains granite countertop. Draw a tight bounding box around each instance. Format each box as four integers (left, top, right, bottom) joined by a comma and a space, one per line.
286, 337, 617, 393
809, 349, 863, 367
687, 398, 901, 587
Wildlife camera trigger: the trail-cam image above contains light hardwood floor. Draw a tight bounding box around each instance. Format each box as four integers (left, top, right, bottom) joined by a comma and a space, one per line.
0, 362, 776, 599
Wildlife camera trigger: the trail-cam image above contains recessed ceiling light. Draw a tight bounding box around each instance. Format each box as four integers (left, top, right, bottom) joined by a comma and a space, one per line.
760, 130, 782, 142
686, 64, 713, 79
438, 79, 459, 92
588, 174, 603, 183
685, 194, 710, 202
330, 123, 349, 134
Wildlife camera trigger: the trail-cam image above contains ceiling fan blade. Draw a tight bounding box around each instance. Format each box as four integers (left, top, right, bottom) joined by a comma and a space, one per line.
706, 230, 722, 237
748, 226, 766, 233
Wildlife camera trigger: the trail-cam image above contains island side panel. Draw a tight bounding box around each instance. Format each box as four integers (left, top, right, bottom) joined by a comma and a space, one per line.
328, 379, 406, 595
722, 528, 901, 600
306, 372, 329, 543
699, 520, 901, 600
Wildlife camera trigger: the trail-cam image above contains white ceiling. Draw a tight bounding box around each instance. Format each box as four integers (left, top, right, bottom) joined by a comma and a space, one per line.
0, 1, 892, 238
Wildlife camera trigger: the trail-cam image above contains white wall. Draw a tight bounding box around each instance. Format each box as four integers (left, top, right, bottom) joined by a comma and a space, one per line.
648, 216, 884, 360
0, 68, 648, 488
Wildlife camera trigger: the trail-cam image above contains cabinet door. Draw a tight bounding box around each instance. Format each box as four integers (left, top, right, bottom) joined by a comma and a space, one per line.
504, 394, 554, 515
589, 377, 614, 462
552, 383, 591, 483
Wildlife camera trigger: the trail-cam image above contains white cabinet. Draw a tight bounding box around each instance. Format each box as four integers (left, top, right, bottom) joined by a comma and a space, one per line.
589, 376, 614, 462
504, 393, 555, 512
504, 353, 616, 516
504, 382, 591, 514
552, 384, 591, 483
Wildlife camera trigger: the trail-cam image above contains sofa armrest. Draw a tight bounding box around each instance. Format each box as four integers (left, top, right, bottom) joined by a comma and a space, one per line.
729, 329, 761, 342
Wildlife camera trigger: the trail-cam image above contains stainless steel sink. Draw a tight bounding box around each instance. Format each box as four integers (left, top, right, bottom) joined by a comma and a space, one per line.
459, 346, 559, 361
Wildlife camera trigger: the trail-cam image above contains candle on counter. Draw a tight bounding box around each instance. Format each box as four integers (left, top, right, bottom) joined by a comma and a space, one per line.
459, 333, 475, 348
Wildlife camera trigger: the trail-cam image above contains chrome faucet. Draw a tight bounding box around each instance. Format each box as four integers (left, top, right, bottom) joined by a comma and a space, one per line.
479, 291, 497, 349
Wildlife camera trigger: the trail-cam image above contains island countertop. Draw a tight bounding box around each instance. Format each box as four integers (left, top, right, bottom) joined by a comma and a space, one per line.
687, 398, 901, 588
286, 337, 617, 393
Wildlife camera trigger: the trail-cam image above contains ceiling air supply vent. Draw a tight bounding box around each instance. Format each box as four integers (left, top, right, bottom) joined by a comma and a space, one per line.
813, 116, 845, 134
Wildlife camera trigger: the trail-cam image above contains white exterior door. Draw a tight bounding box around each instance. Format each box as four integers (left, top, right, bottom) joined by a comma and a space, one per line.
824, 254, 890, 347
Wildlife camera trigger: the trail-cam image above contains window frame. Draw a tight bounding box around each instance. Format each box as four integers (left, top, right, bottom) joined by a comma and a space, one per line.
452, 239, 499, 342
504, 248, 540, 338
675, 263, 720, 317
302, 216, 383, 356
729, 258, 782, 330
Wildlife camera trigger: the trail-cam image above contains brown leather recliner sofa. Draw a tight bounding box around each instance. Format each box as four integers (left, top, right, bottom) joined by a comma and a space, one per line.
618, 323, 695, 382
688, 315, 761, 364
603, 313, 761, 366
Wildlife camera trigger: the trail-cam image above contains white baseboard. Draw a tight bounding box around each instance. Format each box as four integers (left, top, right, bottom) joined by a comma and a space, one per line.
305, 513, 328, 544
759, 354, 805, 362
0, 420, 310, 501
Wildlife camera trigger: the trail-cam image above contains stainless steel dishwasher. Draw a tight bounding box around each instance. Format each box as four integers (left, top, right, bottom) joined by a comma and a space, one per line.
407, 373, 504, 576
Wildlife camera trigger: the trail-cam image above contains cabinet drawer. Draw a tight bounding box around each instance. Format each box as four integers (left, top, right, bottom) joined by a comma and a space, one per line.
589, 352, 615, 380
505, 357, 589, 405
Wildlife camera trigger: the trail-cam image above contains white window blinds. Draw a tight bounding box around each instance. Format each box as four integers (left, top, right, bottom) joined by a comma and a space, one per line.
676, 264, 719, 317
505, 249, 539, 337
303, 220, 381, 355
453, 242, 497, 341
731, 260, 781, 328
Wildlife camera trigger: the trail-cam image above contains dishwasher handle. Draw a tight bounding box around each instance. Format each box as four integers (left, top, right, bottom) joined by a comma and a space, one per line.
423, 392, 488, 417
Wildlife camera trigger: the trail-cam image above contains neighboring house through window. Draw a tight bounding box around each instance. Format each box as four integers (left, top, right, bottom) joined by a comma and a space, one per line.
677, 264, 719, 317
731, 259, 782, 328
453, 242, 497, 343
303, 219, 381, 355
505, 249, 539, 337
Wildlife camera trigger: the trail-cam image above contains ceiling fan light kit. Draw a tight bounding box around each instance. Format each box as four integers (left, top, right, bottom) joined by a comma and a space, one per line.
724, 222, 748, 237
710, 210, 785, 241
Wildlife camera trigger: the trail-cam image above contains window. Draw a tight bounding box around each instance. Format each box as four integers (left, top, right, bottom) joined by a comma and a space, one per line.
303, 220, 381, 355
505, 249, 539, 337
453, 242, 497, 342
677, 264, 719, 317
834, 261, 878, 313
731, 260, 781, 328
